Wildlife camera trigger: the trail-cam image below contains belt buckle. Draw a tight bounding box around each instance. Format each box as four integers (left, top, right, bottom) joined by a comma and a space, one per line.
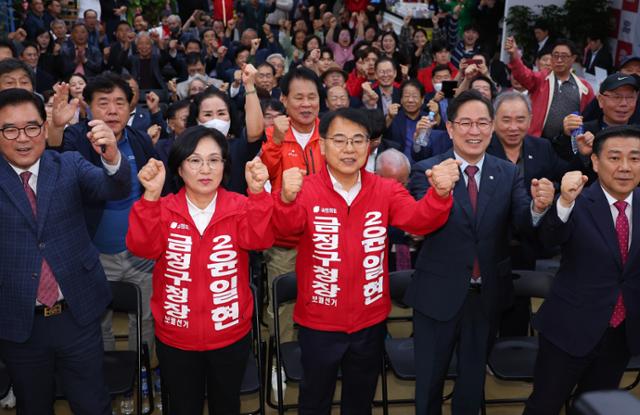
44, 303, 62, 317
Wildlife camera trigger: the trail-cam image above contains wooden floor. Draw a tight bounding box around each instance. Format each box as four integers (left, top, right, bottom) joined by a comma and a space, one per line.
3, 305, 640, 414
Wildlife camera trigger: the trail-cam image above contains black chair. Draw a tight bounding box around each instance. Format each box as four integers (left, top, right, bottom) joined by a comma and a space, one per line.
574, 390, 640, 415
269, 272, 300, 414
104, 281, 144, 414
0, 359, 10, 400
239, 284, 265, 415
622, 355, 640, 391
380, 270, 458, 412
484, 270, 554, 407
54, 281, 143, 412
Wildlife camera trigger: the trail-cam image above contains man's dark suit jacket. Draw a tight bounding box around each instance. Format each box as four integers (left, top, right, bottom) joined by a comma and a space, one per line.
487, 134, 569, 186
34, 68, 56, 94
0, 150, 131, 342
61, 123, 164, 236
406, 150, 534, 321
59, 42, 104, 78
584, 48, 614, 75
534, 184, 640, 357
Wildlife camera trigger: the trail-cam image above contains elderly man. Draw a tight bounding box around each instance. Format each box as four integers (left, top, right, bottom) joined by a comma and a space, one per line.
506, 36, 594, 140
0, 59, 34, 92
325, 85, 350, 112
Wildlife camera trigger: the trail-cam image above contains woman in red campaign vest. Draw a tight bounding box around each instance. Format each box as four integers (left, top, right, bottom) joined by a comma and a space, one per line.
126, 126, 273, 414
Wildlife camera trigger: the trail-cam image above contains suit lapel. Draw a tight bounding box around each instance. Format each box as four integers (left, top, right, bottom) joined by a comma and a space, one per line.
626, 189, 640, 271
0, 156, 37, 230
475, 155, 500, 229
586, 184, 623, 269
35, 152, 59, 237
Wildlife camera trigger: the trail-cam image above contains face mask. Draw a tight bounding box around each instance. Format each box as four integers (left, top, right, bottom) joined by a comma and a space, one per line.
200, 118, 231, 136
433, 82, 442, 93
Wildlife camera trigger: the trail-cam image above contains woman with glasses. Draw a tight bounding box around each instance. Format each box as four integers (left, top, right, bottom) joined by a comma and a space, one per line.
126, 125, 274, 415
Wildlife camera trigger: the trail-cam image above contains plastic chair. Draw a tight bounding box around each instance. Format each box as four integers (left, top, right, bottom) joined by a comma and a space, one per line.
380, 270, 458, 412
239, 283, 265, 415
574, 390, 640, 415
484, 270, 554, 406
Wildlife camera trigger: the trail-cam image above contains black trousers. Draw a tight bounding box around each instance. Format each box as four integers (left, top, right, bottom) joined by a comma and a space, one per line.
0, 310, 111, 415
297, 322, 386, 415
414, 291, 497, 415
156, 333, 250, 415
523, 325, 631, 415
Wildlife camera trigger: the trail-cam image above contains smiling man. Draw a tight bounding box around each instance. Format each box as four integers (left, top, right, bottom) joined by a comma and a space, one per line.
524, 125, 640, 415
408, 90, 556, 415
52, 73, 166, 354
273, 107, 460, 414
0, 88, 130, 414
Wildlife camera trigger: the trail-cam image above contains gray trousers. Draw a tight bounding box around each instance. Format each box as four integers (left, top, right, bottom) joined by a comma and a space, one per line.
99, 250, 155, 352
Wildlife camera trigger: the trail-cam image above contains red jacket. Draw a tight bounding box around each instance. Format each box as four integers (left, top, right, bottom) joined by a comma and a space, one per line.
126, 188, 274, 351
417, 62, 459, 94
508, 56, 594, 137
346, 69, 367, 98
272, 166, 453, 333
261, 118, 324, 248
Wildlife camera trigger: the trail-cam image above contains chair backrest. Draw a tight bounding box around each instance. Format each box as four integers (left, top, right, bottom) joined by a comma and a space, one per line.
511, 270, 554, 299
388, 270, 414, 306
109, 281, 142, 316
273, 272, 297, 306
574, 390, 640, 415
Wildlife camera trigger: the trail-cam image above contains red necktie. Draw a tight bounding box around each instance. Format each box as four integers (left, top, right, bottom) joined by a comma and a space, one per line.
610, 200, 628, 328
20, 172, 60, 307
465, 166, 481, 281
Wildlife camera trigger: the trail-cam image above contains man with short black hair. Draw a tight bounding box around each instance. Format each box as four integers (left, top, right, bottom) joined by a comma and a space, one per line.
584, 35, 613, 75
274, 107, 459, 414
60, 21, 103, 78
408, 90, 555, 415
0, 87, 130, 415
19, 42, 54, 93
451, 24, 481, 68
524, 125, 640, 415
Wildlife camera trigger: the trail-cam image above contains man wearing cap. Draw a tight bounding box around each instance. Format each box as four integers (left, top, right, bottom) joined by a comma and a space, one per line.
555, 73, 639, 180
583, 56, 640, 124
523, 125, 640, 415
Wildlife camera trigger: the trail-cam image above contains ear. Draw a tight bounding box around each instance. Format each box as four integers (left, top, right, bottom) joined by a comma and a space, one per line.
591, 153, 599, 174
319, 137, 327, 156
445, 121, 454, 140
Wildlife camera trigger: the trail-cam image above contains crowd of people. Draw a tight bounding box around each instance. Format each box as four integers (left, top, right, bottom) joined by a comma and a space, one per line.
0, 0, 639, 414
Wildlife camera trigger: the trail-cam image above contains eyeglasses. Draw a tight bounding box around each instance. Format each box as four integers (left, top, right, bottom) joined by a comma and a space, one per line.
601, 93, 638, 103
551, 53, 572, 61
185, 156, 225, 170
377, 69, 395, 76
452, 119, 492, 132
325, 134, 369, 149
0, 123, 44, 140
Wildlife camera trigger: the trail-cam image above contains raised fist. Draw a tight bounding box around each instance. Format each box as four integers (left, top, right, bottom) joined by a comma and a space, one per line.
138, 158, 166, 200
281, 167, 304, 202
530, 177, 555, 213
426, 158, 461, 198
559, 171, 588, 208
272, 115, 290, 144
245, 157, 269, 194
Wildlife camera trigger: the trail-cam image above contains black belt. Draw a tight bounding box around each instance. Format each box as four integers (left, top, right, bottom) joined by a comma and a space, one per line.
468, 284, 482, 293
35, 300, 68, 317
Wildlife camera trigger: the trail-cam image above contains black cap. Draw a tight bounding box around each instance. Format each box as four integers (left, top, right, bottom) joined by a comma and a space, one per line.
599, 72, 639, 94
619, 55, 640, 70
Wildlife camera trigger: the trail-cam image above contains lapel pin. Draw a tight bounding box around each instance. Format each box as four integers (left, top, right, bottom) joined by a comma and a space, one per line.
528, 155, 533, 159
489, 175, 494, 180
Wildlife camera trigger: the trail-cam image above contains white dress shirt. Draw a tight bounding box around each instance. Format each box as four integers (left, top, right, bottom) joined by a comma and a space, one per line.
556, 186, 633, 249
328, 169, 362, 206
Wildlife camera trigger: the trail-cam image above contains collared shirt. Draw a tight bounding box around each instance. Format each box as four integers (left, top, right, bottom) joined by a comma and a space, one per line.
187, 193, 217, 235
8, 156, 120, 304
380, 89, 393, 116
365, 148, 378, 173
557, 185, 633, 249
454, 151, 485, 190
328, 169, 362, 206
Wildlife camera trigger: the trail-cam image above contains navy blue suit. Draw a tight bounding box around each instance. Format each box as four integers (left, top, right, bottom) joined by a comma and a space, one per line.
524, 184, 640, 414
406, 150, 535, 415
381, 109, 453, 163
0, 150, 131, 414
129, 105, 166, 134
